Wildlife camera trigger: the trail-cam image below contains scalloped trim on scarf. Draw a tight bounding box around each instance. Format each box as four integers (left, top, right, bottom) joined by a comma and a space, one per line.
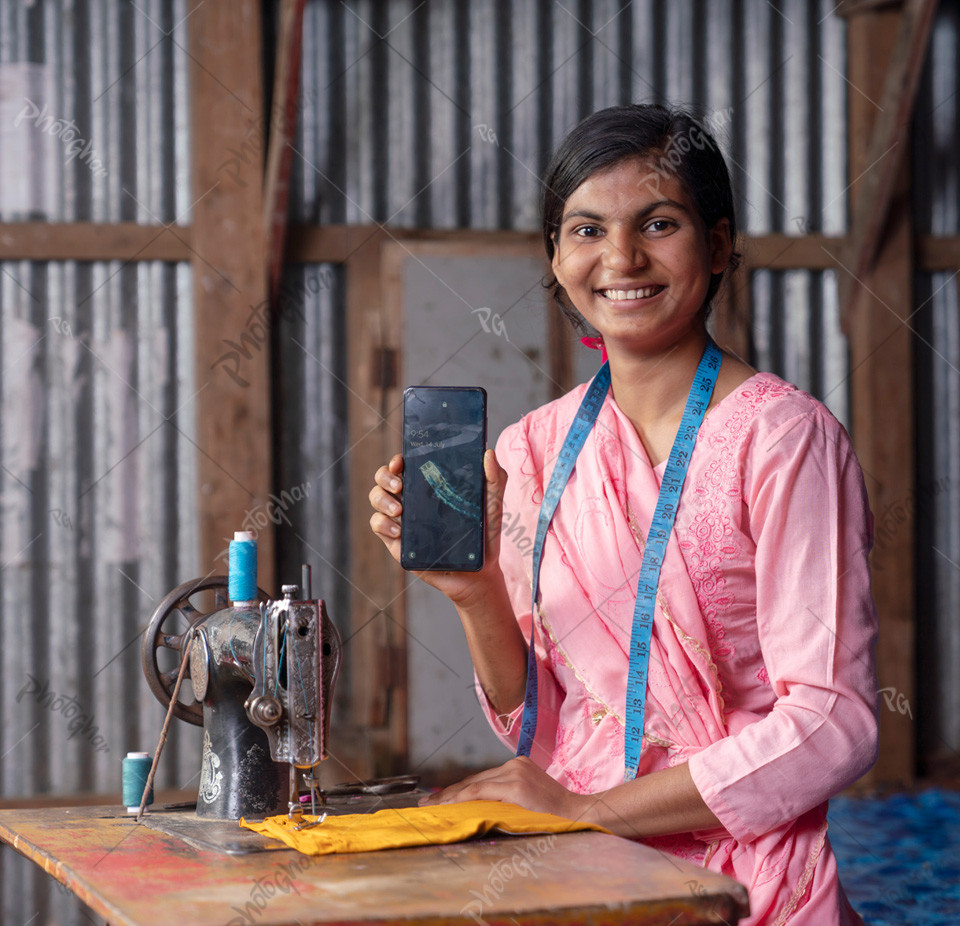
656, 590, 728, 724
772, 818, 828, 926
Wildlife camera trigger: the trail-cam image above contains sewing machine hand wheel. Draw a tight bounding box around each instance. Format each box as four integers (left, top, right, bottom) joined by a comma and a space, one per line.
141, 575, 269, 726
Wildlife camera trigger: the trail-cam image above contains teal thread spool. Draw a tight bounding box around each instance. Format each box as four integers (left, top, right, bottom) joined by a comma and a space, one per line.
228, 530, 257, 602
122, 752, 154, 813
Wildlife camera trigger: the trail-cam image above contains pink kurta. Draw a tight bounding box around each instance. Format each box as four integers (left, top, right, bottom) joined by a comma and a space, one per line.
480, 371, 879, 926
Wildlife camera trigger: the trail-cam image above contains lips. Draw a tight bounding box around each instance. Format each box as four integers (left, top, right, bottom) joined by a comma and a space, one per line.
598, 285, 665, 301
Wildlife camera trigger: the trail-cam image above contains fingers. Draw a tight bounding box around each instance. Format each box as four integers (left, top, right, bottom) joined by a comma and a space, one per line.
370, 455, 404, 551
369, 484, 402, 519
375, 454, 404, 492
483, 448, 507, 557
483, 447, 503, 483
418, 758, 530, 806
369, 510, 400, 541
370, 455, 403, 510
484, 449, 508, 499
418, 769, 498, 806
419, 758, 583, 820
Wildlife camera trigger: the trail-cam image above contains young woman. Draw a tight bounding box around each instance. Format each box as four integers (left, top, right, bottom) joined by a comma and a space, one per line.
369, 104, 878, 925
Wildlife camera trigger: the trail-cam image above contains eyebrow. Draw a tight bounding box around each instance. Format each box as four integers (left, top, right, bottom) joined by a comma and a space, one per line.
560, 198, 690, 224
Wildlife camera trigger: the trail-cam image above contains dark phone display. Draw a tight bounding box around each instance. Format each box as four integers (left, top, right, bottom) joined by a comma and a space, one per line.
401, 386, 486, 571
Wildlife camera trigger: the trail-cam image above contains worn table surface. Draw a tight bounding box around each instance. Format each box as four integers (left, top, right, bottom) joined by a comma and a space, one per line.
0, 804, 750, 925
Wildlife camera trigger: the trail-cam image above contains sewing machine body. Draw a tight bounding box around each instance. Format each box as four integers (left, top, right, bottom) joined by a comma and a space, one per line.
141, 573, 342, 821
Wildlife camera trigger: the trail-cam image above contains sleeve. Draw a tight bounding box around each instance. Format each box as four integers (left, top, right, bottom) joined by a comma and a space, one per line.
473, 422, 565, 768
687, 404, 879, 844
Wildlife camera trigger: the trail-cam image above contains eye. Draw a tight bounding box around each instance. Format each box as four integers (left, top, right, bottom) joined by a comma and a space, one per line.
644, 218, 676, 235
572, 224, 603, 239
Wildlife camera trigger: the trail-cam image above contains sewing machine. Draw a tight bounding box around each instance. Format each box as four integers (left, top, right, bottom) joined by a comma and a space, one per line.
140, 564, 342, 820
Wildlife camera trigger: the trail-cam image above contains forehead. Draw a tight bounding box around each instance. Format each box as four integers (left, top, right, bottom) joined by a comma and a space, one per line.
561, 156, 696, 217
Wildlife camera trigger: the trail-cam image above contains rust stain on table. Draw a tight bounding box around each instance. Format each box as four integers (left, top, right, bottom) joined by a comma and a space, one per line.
0, 805, 749, 925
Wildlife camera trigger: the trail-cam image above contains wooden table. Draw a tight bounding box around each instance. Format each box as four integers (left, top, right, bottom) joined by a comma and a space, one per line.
0, 804, 749, 925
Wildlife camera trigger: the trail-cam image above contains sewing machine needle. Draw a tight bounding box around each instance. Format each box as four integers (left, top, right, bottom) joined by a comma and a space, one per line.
288, 765, 300, 819
295, 811, 327, 831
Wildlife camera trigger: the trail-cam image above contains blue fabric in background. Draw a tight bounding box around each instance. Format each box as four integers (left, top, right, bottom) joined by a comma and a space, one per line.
828, 788, 960, 925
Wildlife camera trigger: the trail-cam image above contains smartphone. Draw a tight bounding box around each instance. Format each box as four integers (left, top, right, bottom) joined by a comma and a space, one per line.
401, 385, 487, 571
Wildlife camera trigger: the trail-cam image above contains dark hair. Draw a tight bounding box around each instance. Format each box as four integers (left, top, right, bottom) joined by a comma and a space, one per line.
542, 103, 742, 332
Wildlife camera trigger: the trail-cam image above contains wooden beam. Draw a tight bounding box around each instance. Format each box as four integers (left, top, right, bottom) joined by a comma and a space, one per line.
742, 234, 846, 270
286, 225, 542, 264
262, 0, 306, 302
0, 223, 191, 261
842, 0, 938, 321
286, 226, 852, 271
847, 5, 917, 785
834, 0, 905, 17
2, 221, 952, 278
917, 234, 960, 271
188, 1, 274, 591
286, 224, 401, 264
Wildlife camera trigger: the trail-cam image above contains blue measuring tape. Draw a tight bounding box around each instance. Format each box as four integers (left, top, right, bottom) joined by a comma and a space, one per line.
516, 340, 722, 782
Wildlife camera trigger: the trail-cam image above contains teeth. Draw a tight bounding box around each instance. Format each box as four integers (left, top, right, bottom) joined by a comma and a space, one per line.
602, 286, 661, 300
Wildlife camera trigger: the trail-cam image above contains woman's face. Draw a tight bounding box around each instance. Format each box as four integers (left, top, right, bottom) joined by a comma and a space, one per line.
551, 156, 731, 357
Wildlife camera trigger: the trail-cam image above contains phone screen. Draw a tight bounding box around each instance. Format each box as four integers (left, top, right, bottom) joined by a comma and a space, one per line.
401, 386, 486, 571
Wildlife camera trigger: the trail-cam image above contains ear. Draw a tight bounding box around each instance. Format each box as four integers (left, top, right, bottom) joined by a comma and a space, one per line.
708, 218, 733, 275
551, 238, 567, 292
550, 245, 563, 286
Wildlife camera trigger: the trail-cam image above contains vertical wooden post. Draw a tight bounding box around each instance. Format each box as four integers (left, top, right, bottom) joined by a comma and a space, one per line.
344, 230, 406, 776
846, 9, 916, 784
263, 0, 306, 304
188, 2, 274, 591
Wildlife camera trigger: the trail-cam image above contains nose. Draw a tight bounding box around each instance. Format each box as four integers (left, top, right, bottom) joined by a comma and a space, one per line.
603, 227, 648, 272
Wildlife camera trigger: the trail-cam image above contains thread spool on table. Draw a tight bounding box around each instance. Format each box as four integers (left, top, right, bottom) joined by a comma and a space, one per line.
122, 752, 154, 813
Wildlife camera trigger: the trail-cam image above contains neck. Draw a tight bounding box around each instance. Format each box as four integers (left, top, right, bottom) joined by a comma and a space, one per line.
604, 327, 709, 460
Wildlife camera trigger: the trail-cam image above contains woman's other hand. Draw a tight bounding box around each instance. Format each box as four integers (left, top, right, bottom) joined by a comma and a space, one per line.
417, 756, 589, 822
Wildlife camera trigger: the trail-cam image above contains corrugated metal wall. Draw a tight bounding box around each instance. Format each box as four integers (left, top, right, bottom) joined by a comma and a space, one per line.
290, 0, 849, 235
2, 0, 958, 922
0, 2, 193, 924
914, 0, 960, 777
272, 262, 354, 717
288, 0, 851, 422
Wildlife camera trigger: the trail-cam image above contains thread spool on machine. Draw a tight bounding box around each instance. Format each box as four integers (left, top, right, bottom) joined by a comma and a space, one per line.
140, 535, 346, 822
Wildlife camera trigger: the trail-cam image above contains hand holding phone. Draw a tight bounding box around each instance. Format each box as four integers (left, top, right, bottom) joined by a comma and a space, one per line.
369, 422, 528, 724
400, 386, 487, 571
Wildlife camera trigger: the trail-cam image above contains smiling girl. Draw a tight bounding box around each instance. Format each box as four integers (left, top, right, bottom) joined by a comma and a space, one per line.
369, 104, 878, 926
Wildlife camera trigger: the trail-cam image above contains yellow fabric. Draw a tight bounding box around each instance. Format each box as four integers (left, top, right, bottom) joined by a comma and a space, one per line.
239, 800, 609, 856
